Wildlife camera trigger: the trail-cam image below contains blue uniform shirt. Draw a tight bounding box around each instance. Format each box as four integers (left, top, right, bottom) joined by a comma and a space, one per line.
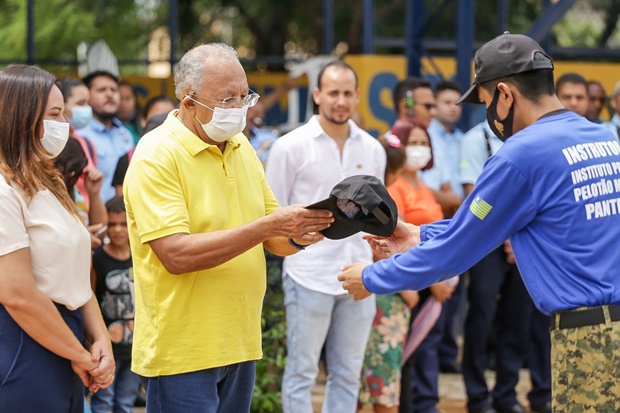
459, 121, 503, 186
248, 126, 277, 165
363, 111, 620, 315
419, 119, 464, 198
77, 118, 134, 201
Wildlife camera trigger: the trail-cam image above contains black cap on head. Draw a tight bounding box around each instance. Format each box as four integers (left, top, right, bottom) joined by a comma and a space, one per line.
306, 175, 398, 240
457, 33, 554, 104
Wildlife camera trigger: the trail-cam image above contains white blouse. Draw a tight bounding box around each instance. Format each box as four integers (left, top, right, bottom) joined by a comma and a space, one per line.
0, 175, 92, 310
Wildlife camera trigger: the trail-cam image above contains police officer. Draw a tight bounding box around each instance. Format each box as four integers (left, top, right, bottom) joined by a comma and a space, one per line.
339, 33, 620, 413
460, 121, 551, 413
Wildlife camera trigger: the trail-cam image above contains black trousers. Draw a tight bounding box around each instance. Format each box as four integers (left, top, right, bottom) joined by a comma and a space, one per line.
462, 247, 531, 411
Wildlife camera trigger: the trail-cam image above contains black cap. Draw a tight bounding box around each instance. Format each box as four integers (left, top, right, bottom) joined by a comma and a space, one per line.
306, 175, 398, 240
457, 32, 554, 104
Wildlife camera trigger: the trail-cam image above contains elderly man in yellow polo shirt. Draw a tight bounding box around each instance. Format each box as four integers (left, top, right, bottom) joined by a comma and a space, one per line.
123, 43, 333, 413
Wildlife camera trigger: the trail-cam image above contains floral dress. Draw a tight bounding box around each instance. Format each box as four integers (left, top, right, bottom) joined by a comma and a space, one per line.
359, 294, 411, 407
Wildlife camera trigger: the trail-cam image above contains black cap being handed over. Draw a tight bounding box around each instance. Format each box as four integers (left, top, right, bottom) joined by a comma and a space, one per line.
457, 32, 554, 104
306, 175, 398, 240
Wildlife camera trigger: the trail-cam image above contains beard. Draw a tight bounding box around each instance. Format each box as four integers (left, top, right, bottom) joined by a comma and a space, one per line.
323, 109, 350, 126
325, 116, 349, 125
94, 109, 118, 122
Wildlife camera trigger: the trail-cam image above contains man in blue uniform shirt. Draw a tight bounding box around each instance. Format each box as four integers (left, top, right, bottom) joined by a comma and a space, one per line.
460, 121, 551, 413
339, 33, 620, 412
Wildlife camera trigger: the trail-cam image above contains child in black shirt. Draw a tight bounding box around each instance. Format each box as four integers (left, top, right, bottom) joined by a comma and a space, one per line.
90, 196, 140, 413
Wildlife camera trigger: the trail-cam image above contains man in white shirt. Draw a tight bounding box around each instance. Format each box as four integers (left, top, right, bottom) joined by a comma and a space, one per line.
266, 61, 386, 413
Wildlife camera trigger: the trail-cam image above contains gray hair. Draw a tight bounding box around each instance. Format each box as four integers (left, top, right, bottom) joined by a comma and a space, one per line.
613, 80, 620, 100
174, 43, 238, 100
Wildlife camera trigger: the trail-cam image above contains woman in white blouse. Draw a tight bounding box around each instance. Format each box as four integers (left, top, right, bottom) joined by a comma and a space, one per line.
0, 65, 114, 412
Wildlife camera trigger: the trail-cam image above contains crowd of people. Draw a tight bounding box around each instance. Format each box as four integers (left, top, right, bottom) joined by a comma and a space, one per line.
1, 32, 619, 413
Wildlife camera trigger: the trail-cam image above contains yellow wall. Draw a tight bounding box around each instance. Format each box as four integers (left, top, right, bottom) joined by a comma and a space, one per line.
95, 55, 620, 134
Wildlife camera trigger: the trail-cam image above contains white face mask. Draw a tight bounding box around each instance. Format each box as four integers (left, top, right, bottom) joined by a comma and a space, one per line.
69, 105, 93, 129
406, 145, 432, 170
41, 120, 70, 158
189, 97, 247, 143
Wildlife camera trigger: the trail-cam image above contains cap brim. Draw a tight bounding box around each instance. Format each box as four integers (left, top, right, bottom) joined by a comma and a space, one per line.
306, 197, 365, 240
456, 83, 483, 104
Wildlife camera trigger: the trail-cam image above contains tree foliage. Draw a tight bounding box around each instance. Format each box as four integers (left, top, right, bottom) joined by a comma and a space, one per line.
1, 0, 619, 71
0, 0, 161, 64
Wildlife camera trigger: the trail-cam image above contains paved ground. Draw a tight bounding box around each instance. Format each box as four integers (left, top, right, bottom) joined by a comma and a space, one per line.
132, 369, 533, 413
313, 369, 533, 413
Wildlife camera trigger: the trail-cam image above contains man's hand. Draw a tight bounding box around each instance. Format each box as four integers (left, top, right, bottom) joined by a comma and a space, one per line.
290, 233, 324, 247
504, 240, 515, 265
338, 263, 372, 301
362, 221, 420, 259
267, 205, 333, 239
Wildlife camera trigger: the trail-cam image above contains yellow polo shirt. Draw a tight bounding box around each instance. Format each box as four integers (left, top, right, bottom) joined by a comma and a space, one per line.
124, 111, 279, 377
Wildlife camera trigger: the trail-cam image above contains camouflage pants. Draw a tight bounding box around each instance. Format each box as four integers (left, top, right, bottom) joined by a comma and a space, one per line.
551, 310, 620, 413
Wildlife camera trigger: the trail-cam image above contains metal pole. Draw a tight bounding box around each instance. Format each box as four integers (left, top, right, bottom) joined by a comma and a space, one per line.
169, 0, 178, 70
27, 0, 35, 65
498, 0, 508, 35
456, 0, 474, 131
541, 0, 552, 53
406, 0, 425, 77
323, 0, 334, 54
362, 0, 374, 54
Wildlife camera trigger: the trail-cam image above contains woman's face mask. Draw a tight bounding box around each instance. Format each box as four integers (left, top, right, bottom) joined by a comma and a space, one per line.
406, 145, 432, 170
188, 97, 247, 143
41, 120, 70, 158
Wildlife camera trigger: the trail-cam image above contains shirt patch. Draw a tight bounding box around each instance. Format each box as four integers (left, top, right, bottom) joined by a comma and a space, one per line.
470, 195, 493, 220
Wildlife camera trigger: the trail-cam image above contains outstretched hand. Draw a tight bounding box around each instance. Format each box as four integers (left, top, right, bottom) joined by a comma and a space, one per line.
268, 205, 333, 241
362, 221, 420, 259
338, 263, 372, 301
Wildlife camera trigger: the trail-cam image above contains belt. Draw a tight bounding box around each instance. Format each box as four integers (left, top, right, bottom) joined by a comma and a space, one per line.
551, 305, 620, 330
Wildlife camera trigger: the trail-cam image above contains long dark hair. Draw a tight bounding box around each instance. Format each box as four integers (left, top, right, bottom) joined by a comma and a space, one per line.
0, 65, 77, 214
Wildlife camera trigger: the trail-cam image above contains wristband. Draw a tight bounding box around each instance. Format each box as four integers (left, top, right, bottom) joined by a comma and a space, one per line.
288, 238, 309, 251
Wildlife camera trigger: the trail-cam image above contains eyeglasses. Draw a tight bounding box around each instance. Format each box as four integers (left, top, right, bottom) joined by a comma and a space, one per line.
416, 102, 437, 110
188, 90, 260, 109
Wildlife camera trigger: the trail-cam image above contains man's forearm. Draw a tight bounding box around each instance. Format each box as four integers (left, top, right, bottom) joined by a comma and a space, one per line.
149, 217, 275, 275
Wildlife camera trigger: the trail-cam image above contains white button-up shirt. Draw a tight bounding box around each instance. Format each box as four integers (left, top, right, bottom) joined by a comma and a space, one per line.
266, 116, 387, 295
